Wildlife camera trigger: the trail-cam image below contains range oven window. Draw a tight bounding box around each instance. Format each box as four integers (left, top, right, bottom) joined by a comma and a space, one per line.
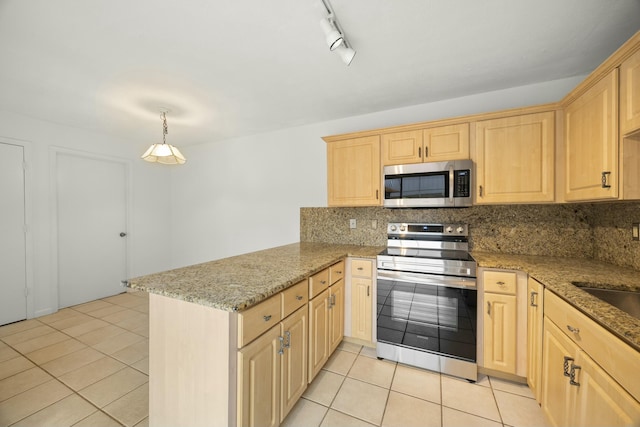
385, 171, 449, 200
376, 278, 477, 363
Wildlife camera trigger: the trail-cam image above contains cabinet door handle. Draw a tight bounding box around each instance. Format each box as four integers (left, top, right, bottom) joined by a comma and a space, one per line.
376, 189, 379, 200
530, 291, 538, 307
296, 295, 303, 301
263, 315, 272, 322
331, 294, 336, 306
278, 336, 285, 355
563, 356, 574, 377
284, 330, 291, 349
327, 296, 333, 309
566, 325, 580, 334
367, 286, 370, 297
487, 302, 491, 315
418, 147, 421, 158
425, 146, 428, 158
479, 185, 483, 197
569, 364, 581, 386
601, 171, 611, 189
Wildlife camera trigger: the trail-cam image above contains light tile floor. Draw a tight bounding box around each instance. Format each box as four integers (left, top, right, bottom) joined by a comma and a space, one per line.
0, 291, 549, 427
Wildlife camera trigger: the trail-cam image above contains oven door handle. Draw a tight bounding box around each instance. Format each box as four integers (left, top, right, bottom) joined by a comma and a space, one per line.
449, 164, 455, 204
377, 269, 477, 290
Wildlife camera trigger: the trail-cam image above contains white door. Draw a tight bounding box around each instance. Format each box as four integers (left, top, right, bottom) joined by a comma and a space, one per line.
56, 152, 128, 308
0, 142, 27, 325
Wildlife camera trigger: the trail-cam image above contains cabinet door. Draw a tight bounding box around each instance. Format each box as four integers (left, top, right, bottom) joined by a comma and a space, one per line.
238, 325, 281, 427
526, 278, 544, 403
541, 317, 577, 427
483, 293, 517, 373
381, 130, 423, 165
327, 136, 381, 206
328, 279, 345, 354
476, 112, 555, 204
423, 123, 470, 161
565, 69, 618, 201
573, 349, 640, 427
351, 277, 372, 342
280, 306, 307, 422
620, 48, 640, 135
308, 289, 330, 381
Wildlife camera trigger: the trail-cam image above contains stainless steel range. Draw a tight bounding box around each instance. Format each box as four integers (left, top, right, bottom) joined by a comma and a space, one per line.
376, 223, 478, 381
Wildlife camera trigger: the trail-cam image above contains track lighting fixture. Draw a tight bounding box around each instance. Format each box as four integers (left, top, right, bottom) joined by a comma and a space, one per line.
320, 0, 356, 65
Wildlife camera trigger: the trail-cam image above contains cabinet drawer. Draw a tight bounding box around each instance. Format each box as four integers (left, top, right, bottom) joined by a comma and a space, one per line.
329, 261, 345, 284
282, 280, 308, 319
544, 289, 640, 401
351, 259, 373, 278
309, 268, 330, 299
483, 271, 516, 295
238, 294, 282, 348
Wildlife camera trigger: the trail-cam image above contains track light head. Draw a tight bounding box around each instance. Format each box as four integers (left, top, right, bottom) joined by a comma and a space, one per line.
335, 44, 356, 66
320, 18, 344, 51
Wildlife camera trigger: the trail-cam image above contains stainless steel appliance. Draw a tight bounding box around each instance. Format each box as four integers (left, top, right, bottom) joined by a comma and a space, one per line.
383, 159, 473, 208
376, 223, 478, 381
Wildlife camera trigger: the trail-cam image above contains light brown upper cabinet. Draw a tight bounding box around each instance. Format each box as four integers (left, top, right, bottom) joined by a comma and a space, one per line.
564, 70, 618, 201
475, 112, 555, 204
326, 135, 381, 207
620, 48, 640, 135
381, 123, 469, 165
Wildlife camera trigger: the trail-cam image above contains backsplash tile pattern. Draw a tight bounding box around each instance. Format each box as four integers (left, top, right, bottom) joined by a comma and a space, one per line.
300, 201, 640, 270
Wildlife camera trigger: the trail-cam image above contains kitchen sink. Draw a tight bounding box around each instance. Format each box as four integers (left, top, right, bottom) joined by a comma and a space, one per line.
572, 283, 640, 320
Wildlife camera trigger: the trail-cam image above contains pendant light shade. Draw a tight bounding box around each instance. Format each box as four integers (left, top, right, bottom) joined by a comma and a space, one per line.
141, 111, 186, 165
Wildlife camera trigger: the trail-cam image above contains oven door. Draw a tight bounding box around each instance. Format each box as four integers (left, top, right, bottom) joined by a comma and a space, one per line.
376, 269, 477, 363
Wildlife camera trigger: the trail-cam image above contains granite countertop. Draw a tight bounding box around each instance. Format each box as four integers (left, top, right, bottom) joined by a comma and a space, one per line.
472, 251, 640, 352
127, 242, 384, 312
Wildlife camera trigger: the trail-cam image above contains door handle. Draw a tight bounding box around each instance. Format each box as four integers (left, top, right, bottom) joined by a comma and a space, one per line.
530, 291, 538, 307
119, 232, 127, 237
487, 302, 491, 315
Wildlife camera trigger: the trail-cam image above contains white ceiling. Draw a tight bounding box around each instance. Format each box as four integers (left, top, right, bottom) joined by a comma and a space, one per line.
1, 0, 639, 146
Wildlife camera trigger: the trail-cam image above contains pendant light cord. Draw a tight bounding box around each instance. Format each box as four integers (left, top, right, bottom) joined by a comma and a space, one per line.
161, 112, 168, 144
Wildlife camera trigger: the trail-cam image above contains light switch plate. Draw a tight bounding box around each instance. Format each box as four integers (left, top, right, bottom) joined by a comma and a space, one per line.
633, 223, 639, 241
349, 219, 356, 229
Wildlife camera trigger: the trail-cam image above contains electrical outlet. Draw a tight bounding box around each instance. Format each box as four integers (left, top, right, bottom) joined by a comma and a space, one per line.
349, 219, 357, 229
633, 223, 639, 241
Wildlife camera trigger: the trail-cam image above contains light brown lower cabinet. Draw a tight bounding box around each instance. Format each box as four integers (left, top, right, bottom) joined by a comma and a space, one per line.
309, 279, 344, 382
526, 277, 544, 403
238, 305, 308, 427
541, 290, 640, 426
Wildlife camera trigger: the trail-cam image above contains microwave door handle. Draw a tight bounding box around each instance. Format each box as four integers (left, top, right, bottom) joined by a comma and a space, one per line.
449, 165, 454, 204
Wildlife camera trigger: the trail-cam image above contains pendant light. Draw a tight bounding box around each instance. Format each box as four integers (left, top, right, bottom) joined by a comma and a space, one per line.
141, 111, 186, 165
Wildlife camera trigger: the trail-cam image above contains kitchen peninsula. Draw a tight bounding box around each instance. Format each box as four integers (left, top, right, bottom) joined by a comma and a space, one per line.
129, 239, 640, 427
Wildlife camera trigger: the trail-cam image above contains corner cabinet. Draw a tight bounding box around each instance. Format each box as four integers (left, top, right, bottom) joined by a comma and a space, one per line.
381, 123, 470, 165
475, 111, 555, 204
326, 136, 381, 206
541, 290, 640, 426
621, 48, 640, 135
564, 69, 619, 201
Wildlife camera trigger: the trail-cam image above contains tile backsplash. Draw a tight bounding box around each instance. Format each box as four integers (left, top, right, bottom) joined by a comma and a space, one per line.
300, 201, 640, 270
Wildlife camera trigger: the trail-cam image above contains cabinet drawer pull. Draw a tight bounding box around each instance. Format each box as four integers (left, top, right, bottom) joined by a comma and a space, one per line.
295, 295, 303, 301
496, 281, 505, 286
566, 325, 580, 334
563, 356, 574, 377
357, 267, 364, 271
569, 364, 581, 386
601, 171, 611, 189
320, 280, 327, 285
530, 291, 538, 307
336, 270, 342, 274
263, 315, 272, 322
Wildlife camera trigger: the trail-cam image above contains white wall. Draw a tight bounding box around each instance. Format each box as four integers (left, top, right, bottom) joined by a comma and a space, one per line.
0, 109, 172, 317
169, 75, 584, 268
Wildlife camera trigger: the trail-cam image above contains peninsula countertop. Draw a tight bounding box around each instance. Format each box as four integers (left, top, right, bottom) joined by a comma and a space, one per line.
472, 251, 640, 352
127, 242, 384, 312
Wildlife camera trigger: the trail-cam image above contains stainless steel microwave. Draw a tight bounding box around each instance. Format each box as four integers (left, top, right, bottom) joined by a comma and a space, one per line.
383, 159, 473, 208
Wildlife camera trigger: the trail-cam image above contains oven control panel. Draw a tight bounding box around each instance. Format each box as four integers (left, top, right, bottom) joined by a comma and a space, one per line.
387, 223, 468, 236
